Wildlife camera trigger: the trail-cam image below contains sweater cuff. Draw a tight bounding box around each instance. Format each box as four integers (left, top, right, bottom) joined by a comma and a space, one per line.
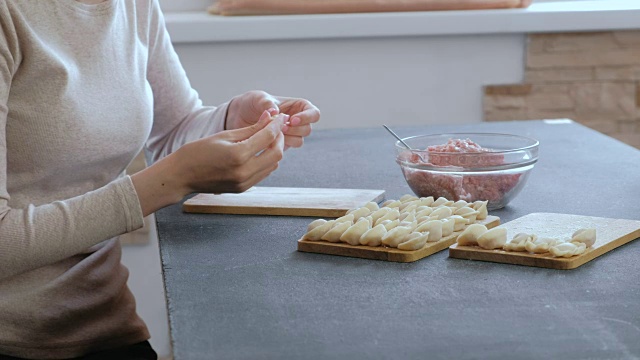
114, 176, 145, 233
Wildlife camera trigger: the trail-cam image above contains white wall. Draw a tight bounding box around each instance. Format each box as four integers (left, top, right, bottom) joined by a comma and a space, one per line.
174, 34, 525, 129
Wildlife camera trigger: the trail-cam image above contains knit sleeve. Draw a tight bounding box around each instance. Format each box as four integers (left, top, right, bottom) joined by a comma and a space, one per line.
144, 0, 229, 164
0, 6, 144, 281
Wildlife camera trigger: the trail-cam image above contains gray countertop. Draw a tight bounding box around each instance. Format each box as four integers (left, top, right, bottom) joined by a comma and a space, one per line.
156, 120, 640, 360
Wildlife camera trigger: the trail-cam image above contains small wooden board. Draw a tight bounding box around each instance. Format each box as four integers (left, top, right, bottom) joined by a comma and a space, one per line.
183, 187, 386, 217
297, 216, 500, 262
449, 213, 640, 270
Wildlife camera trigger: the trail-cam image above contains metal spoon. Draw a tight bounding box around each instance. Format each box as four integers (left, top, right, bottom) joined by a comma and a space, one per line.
382, 124, 427, 162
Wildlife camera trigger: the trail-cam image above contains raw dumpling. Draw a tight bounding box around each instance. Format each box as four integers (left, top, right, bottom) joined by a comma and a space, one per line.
503, 233, 535, 252
339, 219, 370, 246
370, 207, 392, 223
417, 196, 435, 207
307, 219, 327, 232
459, 210, 480, 224
321, 221, 351, 242
303, 220, 336, 241
383, 200, 402, 208
399, 212, 416, 223
362, 216, 374, 227
452, 200, 469, 209
571, 228, 596, 248
375, 208, 400, 225
380, 219, 400, 231
454, 207, 476, 216
415, 207, 433, 219
432, 197, 454, 207
335, 213, 355, 225
441, 218, 455, 237
381, 226, 412, 248
456, 224, 488, 246
399, 220, 418, 231
448, 215, 469, 232
397, 232, 429, 251
549, 241, 587, 258
349, 207, 371, 221
417, 220, 443, 242
359, 224, 387, 246
400, 194, 419, 203
472, 201, 489, 220
476, 227, 507, 250
400, 203, 417, 214
430, 207, 453, 220
364, 201, 380, 212
524, 237, 558, 254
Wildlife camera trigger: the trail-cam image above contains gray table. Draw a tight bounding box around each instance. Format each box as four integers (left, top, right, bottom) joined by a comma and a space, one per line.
156, 120, 640, 360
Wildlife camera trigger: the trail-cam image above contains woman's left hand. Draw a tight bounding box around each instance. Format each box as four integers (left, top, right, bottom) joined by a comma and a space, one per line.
226, 90, 321, 149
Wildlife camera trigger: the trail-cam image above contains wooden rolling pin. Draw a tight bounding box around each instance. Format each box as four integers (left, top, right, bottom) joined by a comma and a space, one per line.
209, 0, 532, 16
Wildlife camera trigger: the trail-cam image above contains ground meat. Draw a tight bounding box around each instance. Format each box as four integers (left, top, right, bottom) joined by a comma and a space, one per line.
402, 138, 522, 205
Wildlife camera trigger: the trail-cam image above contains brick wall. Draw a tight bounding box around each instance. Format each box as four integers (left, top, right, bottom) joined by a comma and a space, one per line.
484, 31, 640, 149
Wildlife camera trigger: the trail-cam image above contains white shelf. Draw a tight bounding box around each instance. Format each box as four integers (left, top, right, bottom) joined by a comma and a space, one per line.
165, 0, 640, 43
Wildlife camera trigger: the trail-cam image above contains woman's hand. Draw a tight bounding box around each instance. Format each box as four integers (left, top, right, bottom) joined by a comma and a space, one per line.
132, 111, 286, 216
226, 90, 321, 149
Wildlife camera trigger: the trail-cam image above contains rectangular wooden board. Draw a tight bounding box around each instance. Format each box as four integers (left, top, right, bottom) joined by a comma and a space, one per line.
449, 212, 640, 270
297, 216, 500, 262
183, 187, 386, 217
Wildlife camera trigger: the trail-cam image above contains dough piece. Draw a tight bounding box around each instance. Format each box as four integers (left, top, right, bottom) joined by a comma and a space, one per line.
307, 219, 327, 232
448, 215, 469, 232
399, 212, 416, 223
432, 197, 454, 207
362, 216, 374, 228
416, 216, 431, 224
380, 219, 400, 231
503, 233, 535, 252
452, 200, 469, 209
415, 207, 433, 219
370, 207, 392, 223
430, 206, 453, 220
417, 220, 443, 242
571, 228, 596, 248
456, 224, 488, 246
524, 237, 558, 254
340, 219, 370, 246
454, 207, 476, 216
349, 207, 371, 221
441, 218, 455, 237
303, 220, 336, 241
375, 208, 400, 225
400, 194, 419, 203
472, 201, 489, 220
335, 213, 355, 225
397, 232, 429, 251
400, 203, 417, 214
364, 201, 380, 212
459, 210, 479, 224
381, 226, 412, 248
549, 241, 587, 258
360, 224, 387, 246
398, 220, 418, 231
476, 227, 507, 250
418, 196, 435, 207
321, 221, 351, 242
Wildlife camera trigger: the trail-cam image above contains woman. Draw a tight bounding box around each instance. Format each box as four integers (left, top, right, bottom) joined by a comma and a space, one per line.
0, 0, 320, 358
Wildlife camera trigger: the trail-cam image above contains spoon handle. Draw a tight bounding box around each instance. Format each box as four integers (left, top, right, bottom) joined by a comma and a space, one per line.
382, 125, 412, 149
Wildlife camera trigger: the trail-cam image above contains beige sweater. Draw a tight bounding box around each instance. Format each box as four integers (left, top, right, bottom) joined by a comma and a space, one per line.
0, 1, 228, 358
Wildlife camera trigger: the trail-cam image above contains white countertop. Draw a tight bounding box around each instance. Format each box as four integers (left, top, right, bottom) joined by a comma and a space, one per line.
165, 0, 640, 43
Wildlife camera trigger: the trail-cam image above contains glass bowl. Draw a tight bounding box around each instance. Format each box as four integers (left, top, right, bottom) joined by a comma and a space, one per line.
395, 133, 539, 210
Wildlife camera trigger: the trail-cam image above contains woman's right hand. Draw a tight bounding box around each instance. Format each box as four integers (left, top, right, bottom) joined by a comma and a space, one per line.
132, 111, 286, 216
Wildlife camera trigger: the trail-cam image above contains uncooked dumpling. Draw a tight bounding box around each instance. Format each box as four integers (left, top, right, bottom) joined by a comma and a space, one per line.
456, 224, 488, 246
503, 233, 535, 252
524, 237, 558, 254
397, 232, 429, 251
381, 226, 412, 248
418, 220, 443, 242
549, 241, 587, 258
349, 207, 371, 221
383, 200, 402, 208
476, 227, 507, 250
459, 210, 479, 223
375, 208, 400, 225
415, 207, 433, 219
448, 215, 469, 232
307, 219, 327, 232
472, 201, 489, 220
364, 201, 380, 212
335, 213, 355, 225
399, 220, 418, 232
340, 219, 370, 246
418, 196, 435, 207
454, 207, 476, 216
399, 212, 416, 223
370, 207, 391, 223
441, 218, 455, 237
571, 228, 596, 248
380, 219, 400, 231
360, 224, 387, 246
430, 207, 452, 220
321, 221, 351, 242
303, 220, 336, 241
452, 200, 469, 209
400, 203, 417, 214
432, 197, 453, 207
400, 194, 419, 203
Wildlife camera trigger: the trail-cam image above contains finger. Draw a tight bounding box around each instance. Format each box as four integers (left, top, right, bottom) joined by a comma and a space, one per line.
274, 97, 321, 126
236, 161, 280, 192
283, 124, 311, 137
247, 131, 285, 173
223, 110, 273, 142
238, 115, 285, 158
251, 91, 281, 116
284, 135, 304, 148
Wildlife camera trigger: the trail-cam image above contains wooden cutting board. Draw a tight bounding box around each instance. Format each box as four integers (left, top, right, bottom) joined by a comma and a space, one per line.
297, 216, 500, 262
449, 213, 640, 270
183, 187, 386, 217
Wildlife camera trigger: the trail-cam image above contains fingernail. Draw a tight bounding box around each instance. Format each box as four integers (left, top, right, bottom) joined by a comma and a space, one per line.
282, 125, 290, 133
290, 117, 301, 126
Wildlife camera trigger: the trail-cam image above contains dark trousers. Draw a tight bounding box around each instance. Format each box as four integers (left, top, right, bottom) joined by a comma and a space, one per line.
0, 341, 157, 360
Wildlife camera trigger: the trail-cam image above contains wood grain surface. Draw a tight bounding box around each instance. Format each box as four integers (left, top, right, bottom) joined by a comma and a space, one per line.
449, 213, 640, 270
183, 187, 386, 217
297, 216, 500, 262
